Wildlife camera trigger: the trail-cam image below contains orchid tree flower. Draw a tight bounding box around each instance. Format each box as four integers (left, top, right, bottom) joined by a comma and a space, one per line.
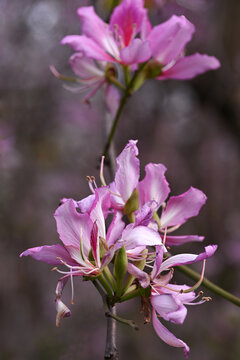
51, 54, 120, 117
105, 140, 207, 246
61, 0, 151, 66
20, 186, 163, 322
146, 15, 220, 80
127, 244, 217, 356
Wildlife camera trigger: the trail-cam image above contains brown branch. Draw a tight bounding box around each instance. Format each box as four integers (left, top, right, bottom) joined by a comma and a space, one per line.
104, 305, 119, 360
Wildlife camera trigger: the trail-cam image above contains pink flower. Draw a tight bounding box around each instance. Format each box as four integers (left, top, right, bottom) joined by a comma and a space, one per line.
51, 54, 120, 116
62, 2, 220, 80
127, 244, 217, 356
20, 186, 163, 323
61, 1, 151, 65
146, 15, 220, 79
108, 140, 207, 247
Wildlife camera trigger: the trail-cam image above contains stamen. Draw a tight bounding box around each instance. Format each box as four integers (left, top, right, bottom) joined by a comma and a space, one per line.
108, 189, 122, 198
91, 176, 98, 189
202, 296, 212, 301
70, 268, 74, 305
51, 267, 58, 272
162, 227, 167, 246
100, 156, 107, 186
161, 202, 166, 210
49, 65, 78, 83
160, 224, 181, 234
86, 176, 95, 194
55, 257, 81, 270
181, 260, 206, 294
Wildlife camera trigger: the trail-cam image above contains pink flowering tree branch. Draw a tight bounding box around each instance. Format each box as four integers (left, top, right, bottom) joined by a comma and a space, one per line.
20, 1, 240, 359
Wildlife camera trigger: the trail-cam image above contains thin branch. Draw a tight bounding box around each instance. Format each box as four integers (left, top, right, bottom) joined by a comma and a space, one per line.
104, 305, 119, 360
177, 264, 240, 307
103, 62, 147, 159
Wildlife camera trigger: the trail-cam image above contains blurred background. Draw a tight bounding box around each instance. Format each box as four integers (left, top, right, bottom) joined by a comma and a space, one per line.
0, 0, 240, 359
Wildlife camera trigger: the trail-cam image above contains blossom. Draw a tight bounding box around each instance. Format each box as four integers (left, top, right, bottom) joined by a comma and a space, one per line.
61, 2, 220, 81
107, 140, 207, 247
127, 244, 217, 356
51, 54, 120, 116
61, 0, 151, 66
146, 15, 220, 79
20, 186, 163, 324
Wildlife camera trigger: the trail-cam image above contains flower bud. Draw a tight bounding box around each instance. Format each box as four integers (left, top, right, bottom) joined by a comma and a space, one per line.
123, 188, 139, 216
144, 60, 163, 79
55, 299, 71, 327
113, 246, 128, 297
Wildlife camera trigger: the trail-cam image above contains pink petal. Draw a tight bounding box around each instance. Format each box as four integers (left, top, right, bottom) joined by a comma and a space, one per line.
159, 245, 217, 272
152, 310, 190, 358
160, 53, 221, 80
160, 187, 207, 228
148, 15, 195, 65
89, 188, 110, 239
61, 35, 115, 62
120, 38, 151, 65
77, 194, 95, 214
151, 294, 187, 324
101, 245, 116, 268
90, 222, 100, 267
114, 140, 139, 202
109, 181, 125, 210
106, 211, 125, 247
138, 163, 170, 207
121, 224, 163, 250
127, 263, 150, 288
54, 199, 92, 252
77, 7, 119, 59
141, 14, 152, 40
110, 0, 146, 46
20, 244, 76, 266
152, 246, 164, 279
165, 235, 204, 246
69, 53, 104, 80
161, 284, 196, 304
135, 201, 158, 227
56, 299, 71, 327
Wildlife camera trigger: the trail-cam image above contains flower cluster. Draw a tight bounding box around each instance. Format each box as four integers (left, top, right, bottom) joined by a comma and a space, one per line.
55, 0, 220, 109
20, 140, 217, 357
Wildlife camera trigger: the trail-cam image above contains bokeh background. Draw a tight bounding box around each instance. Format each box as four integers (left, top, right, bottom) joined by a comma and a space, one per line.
1, 0, 240, 359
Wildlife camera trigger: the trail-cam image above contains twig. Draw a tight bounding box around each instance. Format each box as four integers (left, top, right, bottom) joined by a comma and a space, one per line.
104, 305, 119, 360
177, 265, 240, 307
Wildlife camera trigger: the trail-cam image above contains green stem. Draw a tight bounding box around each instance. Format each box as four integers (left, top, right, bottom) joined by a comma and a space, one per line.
103, 62, 148, 158
105, 310, 139, 331
97, 273, 113, 298
177, 265, 240, 307
119, 288, 141, 303
106, 74, 125, 91
103, 266, 117, 292
123, 66, 130, 86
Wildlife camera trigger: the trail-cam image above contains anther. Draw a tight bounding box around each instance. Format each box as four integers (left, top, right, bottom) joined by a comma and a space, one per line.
51, 267, 58, 272
202, 296, 212, 302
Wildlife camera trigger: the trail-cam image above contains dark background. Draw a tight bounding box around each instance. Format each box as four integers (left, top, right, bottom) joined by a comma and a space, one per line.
0, 0, 240, 359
